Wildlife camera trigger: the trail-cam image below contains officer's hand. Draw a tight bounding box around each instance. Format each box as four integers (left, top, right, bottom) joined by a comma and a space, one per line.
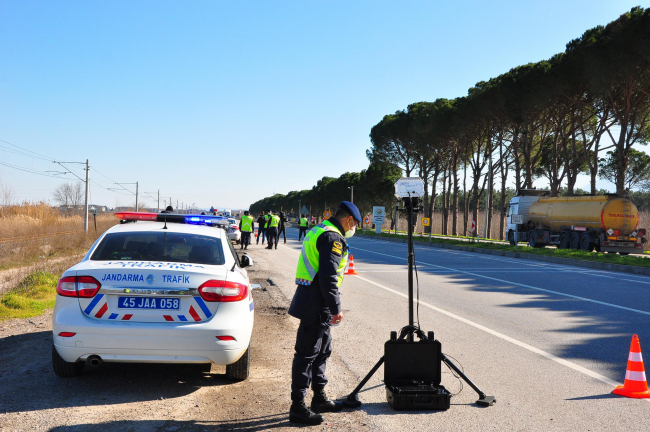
331, 313, 343, 325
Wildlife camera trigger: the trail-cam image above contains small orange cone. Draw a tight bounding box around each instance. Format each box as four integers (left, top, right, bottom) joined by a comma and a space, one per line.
613, 335, 650, 398
345, 255, 359, 275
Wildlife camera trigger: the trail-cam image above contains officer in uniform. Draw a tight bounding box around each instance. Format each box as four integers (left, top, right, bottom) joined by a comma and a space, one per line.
277, 211, 288, 244
288, 201, 361, 425
239, 211, 254, 250
266, 211, 281, 249
256, 211, 267, 245
298, 214, 309, 241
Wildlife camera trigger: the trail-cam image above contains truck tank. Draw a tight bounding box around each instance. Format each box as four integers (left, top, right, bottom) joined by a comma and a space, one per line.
528, 195, 639, 233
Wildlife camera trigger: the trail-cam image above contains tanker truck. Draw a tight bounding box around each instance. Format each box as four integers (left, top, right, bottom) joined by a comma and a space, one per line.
506, 190, 647, 255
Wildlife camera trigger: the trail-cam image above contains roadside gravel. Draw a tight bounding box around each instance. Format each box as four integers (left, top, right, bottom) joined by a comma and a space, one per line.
0, 248, 371, 431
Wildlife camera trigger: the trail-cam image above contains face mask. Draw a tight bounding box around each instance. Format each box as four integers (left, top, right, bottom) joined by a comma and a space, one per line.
345, 220, 356, 238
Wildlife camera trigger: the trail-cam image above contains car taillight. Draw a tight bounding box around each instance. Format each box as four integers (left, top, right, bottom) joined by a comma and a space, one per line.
216, 335, 236, 341
56, 276, 101, 298
198, 280, 248, 302
58, 332, 76, 337
232, 225, 239, 231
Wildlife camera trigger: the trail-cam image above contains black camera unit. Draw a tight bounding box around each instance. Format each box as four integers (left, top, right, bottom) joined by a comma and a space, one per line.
342, 194, 496, 410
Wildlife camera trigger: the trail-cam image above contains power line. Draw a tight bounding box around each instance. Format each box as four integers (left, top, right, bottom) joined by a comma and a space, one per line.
0, 139, 57, 161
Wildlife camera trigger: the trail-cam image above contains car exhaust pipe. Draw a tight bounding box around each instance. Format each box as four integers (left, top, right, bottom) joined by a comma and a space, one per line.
88, 355, 102, 367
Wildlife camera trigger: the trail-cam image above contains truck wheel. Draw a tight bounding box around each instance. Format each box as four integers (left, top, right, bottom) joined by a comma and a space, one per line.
226, 344, 250, 381
579, 233, 592, 252
619, 252, 630, 256
570, 233, 580, 250
508, 231, 515, 246
558, 233, 568, 249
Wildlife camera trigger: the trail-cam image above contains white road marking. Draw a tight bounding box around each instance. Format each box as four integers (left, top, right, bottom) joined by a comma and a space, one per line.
278, 242, 640, 391
351, 246, 650, 317
354, 274, 622, 388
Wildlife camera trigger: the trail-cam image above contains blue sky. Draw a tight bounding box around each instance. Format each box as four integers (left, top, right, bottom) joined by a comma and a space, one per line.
0, 1, 646, 210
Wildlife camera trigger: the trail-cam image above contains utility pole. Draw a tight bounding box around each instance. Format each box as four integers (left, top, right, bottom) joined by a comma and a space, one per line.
349, 186, 354, 204
135, 181, 139, 212
157, 190, 160, 212
84, 159, 89, 232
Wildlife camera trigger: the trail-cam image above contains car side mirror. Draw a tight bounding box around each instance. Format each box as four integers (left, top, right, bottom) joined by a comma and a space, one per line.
240, 254, 253, 268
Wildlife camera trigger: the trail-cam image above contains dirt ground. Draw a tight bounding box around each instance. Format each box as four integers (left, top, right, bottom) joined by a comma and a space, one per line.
0, 250, 370, 431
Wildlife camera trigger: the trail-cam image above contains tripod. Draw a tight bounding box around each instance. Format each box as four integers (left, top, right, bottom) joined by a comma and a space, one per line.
342, 195, 496, 409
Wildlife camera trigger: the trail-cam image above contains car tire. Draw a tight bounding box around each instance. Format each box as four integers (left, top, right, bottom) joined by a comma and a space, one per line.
52, 344, 85, 377
226, 345, 250, 381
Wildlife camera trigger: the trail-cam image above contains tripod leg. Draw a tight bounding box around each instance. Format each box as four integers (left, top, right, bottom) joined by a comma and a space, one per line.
441, 354, 496, 407
342, 356, 385, 408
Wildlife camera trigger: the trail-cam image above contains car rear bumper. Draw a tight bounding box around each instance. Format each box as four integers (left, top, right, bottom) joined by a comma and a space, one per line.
52, 296, 253, 365
53, 341, 247, 365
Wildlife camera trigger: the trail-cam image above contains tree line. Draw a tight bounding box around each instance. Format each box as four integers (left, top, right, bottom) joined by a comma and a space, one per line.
251, 8, 650, 239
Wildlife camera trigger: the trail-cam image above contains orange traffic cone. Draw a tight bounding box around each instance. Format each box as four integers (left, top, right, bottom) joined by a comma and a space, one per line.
345, 255, 359, 275
613, 335, 650, 398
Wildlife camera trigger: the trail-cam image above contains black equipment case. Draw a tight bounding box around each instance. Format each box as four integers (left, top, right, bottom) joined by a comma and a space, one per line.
384, 338, 451, 410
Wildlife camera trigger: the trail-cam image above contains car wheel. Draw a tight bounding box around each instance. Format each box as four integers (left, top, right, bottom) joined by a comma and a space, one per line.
52, 344, 85, 377
226, 345, 250, 381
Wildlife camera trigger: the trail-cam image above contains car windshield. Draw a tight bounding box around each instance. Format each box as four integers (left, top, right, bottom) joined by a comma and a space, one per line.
91, 231, 226, 265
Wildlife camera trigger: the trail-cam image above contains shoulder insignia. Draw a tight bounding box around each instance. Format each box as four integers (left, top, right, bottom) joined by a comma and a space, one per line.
333, 241, 342, 249
332, 244, 342, 256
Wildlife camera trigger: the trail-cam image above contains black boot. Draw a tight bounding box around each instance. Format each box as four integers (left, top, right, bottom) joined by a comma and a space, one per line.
311, 388, 343, 413
290, 399, 324, 425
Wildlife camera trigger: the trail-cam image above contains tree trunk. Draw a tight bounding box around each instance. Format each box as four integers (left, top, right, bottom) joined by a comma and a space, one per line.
441, 170, 447, 235
463, 162, 468, 235
451, 152, 459, 236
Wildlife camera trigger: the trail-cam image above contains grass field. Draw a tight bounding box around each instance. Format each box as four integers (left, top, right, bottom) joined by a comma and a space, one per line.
0, 202, 119, 271
358, 230, 650, 268
0, 271, 58, 320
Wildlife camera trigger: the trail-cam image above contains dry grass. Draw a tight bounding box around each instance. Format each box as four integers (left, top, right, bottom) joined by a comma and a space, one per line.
0, 202, 119, 292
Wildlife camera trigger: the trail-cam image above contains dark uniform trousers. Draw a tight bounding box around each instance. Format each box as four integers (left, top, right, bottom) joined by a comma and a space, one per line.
278, 226, 286, 243
291, 322, 332, 400
267, 227, 279, 248
240, 232, 251, 248
298, 227, 308, 241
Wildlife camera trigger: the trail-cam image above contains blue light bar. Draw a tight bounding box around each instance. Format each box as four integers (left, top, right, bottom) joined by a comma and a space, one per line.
185, 215, 228, 225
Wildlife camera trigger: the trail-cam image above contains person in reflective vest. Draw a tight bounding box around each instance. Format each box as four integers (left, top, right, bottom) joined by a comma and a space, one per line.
288, 201, 361, 425
298, 214, 309, 241
266, 211, 281, 250
239, 211, 254, 250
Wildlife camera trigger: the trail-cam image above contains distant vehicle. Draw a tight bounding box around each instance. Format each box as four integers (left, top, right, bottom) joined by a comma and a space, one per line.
507, 190, 646, 255
223, 209, 232, 217
227, 218, 241, 244
51, 212, 254, 380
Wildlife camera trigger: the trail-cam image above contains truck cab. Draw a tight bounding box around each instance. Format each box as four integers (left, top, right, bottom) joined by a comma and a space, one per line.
506, 190, 547, 245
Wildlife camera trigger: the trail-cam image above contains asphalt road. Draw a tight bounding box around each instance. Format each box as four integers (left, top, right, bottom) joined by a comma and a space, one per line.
266, 227, 650, 431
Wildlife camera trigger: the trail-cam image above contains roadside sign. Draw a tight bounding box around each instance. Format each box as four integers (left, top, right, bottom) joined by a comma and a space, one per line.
324, 210, 332, 219
373, 206, 385, 234
364, 215, 370, 224
421, 217, 430, 227
372, 206, 385, 224
394, 177, 425, 198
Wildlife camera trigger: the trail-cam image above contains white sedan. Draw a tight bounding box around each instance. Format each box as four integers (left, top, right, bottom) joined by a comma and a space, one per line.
227, 218, 241, 244
52, 212, 254, 380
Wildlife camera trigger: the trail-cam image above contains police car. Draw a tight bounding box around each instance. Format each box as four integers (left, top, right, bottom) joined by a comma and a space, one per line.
226, 218, 241, 244
52, 212, 254, 380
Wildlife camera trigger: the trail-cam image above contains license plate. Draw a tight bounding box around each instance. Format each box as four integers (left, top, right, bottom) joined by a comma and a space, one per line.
118, 296, 180, 310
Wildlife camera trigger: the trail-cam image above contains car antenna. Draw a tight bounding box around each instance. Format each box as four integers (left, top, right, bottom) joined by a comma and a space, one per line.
163, 212, 168, 230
